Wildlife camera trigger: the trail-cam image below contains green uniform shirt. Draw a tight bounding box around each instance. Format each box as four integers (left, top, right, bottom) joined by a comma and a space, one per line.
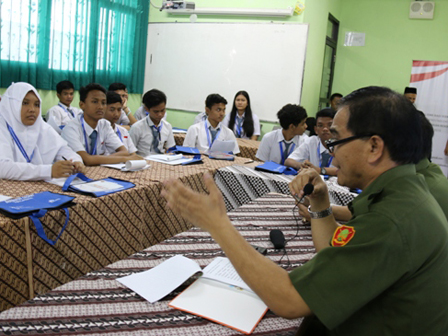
289, 164, 448, 336
416, 158, 448, 218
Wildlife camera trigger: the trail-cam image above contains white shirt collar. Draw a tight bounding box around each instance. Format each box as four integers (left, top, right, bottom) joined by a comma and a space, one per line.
206, 118, 221, 131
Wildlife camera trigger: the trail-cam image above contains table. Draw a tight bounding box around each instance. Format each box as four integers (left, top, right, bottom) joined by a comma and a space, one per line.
214, 165, 358, 211
174, 133, 260, 161
0, 193, 311, 335
0, 156, 253, 312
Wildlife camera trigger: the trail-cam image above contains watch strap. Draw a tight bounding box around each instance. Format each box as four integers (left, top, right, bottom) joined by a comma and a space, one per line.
308, 205, 333, 219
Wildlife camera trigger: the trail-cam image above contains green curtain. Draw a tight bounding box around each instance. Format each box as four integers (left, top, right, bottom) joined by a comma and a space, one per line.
0, 0, 149, 93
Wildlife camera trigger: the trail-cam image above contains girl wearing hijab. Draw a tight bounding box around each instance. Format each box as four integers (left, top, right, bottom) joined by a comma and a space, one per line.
223, 91, 261, 140
0, 82, 85, 181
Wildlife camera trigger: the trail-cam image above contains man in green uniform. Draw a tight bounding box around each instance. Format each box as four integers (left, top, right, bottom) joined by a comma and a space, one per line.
162, 86, 448, 336
416, 111, 448, 217
299, 110, 448, 222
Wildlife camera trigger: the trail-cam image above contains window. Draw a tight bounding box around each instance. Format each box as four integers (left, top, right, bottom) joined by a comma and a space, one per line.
0, 0, 149, 92
49, 0, 91, 71
1, 0, 39, 63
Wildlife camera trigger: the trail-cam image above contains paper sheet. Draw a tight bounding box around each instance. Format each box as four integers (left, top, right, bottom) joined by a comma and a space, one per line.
0, 195, 12, 202
117, 255, 202, 303
101, 160, 150, 171
45, 176, 86, 187
202, 257, 253, 292
146, 155, 194, 165
73, 180, 124, 193
146, 154, 183, 161
209, 139, 235, 153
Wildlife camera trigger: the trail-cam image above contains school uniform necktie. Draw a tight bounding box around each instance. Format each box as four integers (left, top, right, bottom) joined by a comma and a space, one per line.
151, 125, 161, 153
89, 130, 98, 154
283, 140, 293, 160
321, 151, 331, 167
67, 108, 74, 118
209, 127, 219, 142
236, 117, 244, 138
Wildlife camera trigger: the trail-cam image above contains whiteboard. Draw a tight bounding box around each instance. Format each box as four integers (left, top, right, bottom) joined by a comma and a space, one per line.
144, 23, 309, 122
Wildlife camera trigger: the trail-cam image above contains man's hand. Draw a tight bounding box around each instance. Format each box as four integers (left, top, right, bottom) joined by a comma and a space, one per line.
161, 173, 228, 234
51, 160, 75, 178
301, 160, 321, 174
289, 167, 330, 211
122, 95, 129, 110
73, 161, 86, 174
298, 203, 311, 223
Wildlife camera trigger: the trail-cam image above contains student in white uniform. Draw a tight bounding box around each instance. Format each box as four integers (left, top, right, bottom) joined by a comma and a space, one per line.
184, 94, 240, 154
0, 82, 85, 181
103, 91, 137, 155
193, 111, 207, 124
134, 105, 167, 121
223, 90, 261, 140
129, 89, 175, 156
285, 108, 337, 176
45, 80, 82, 133
108, 82, 137, 130
256, 104, 308, 164
61, 83, 142, 166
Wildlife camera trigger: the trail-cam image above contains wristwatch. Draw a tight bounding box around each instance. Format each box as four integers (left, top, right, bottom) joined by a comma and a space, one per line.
308, 205, 333, 219
321, 167, 327, 175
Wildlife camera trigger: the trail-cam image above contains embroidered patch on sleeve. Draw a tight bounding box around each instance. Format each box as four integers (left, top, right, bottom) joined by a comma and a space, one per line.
331, 225, 356, 247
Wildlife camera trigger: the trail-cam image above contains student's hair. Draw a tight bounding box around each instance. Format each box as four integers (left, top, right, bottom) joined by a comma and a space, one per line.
142, 89, 167, 109
418, 111, 434, 160
106, 91, 123, 105
228, 91, 254, 137
330, 93, 343, 101
339, 86, 422, 165
205, 94, 227, 109
306, 117, 317, 136
108, 82, 127, 91
277, 104, 308, 130
79, 83, 107, 102
315, 107, 335, 120
56, 80, 75, 94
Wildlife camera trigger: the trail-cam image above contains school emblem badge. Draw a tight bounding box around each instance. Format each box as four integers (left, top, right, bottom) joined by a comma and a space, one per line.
331, 225, 356, 247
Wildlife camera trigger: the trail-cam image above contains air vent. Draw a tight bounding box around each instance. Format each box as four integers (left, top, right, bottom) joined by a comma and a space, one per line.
409, 1, 435, 19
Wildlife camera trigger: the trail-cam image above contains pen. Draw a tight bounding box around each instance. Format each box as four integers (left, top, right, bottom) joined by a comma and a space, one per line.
62, 156, 68, 161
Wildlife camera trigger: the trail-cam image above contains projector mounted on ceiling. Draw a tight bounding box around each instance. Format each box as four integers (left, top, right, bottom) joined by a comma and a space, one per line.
409, 1, 435, 19
162, 1, 294, 17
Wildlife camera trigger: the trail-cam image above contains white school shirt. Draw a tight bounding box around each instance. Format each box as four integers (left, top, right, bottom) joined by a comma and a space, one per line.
0, 82, 82, 181
61, 114, 123, 155
0, 116, 82, 180
46, 103, 82, 132
287, 135, 335, 168
256, 129, 308, 164
129, 117, 175, 156
117, 109, 130, 126
183, 119, 240, 154
104, 124, 137, 155
134, 105, 167, 121
193, 111, 207, 124
222, 112, 261, 139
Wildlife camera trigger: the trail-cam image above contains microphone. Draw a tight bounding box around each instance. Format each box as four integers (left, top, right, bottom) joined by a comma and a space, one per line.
270, 229, 286, 249
293, 183, 314, 204
270, 184, 314, 250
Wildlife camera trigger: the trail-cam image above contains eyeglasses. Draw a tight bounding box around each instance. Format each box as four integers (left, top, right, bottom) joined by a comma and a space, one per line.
325, 134, 375, 153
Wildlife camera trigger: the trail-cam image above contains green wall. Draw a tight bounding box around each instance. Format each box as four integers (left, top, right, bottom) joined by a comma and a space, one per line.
332, 0, 448, 95
301, 0, 342, 115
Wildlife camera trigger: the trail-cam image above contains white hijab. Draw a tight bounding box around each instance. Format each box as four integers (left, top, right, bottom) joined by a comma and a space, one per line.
0, 82, 69, 164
